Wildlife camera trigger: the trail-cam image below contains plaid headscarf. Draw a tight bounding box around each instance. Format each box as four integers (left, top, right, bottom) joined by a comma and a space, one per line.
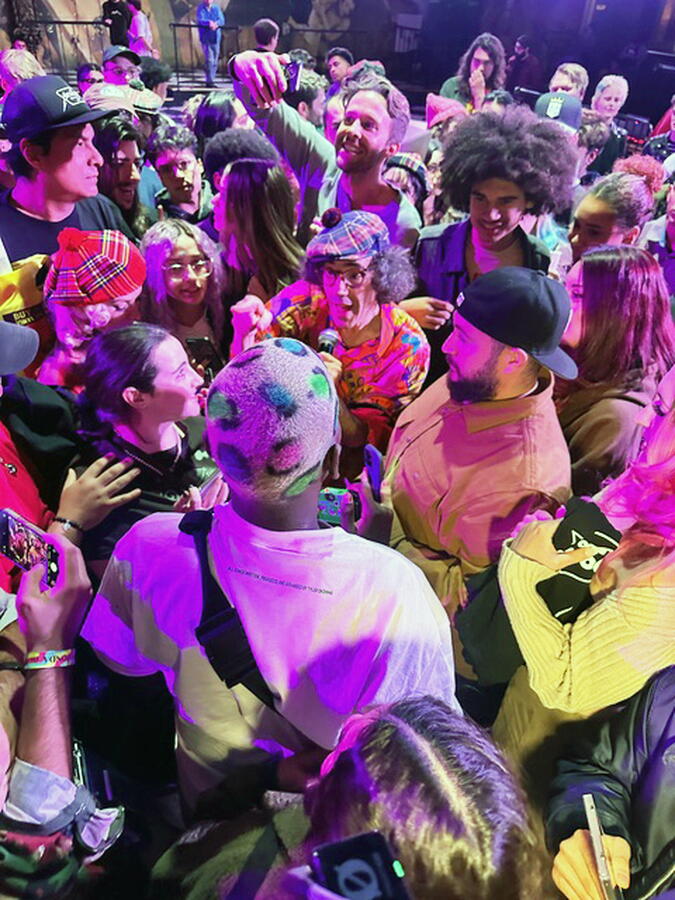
44, 229, 146, 306
384, 152, 429, 196
306, 209, 389, 262
206, 338, 339, 501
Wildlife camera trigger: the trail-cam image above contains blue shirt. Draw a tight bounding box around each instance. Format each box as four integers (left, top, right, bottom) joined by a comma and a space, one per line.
197, 2, 224, 44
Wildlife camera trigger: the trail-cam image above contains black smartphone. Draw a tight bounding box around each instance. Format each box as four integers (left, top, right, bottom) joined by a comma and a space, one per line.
0, 508, 59, 588
284, 60, 303, 92
186, 337, 224, 385
363, 443, 384, 503
311, 832, 411, 899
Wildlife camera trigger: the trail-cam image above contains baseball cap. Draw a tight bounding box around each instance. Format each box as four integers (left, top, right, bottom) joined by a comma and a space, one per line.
102, 45, 141, 66
44, 228, 146, 306
384, 152, 429, 197
306, 209, 389, 262
535, 92, 582, 134
83, 82, 137, 116
0, 320, 39, 376
459, 267, 578, 379
425, 93, 468, 129
1, 75, 108, 143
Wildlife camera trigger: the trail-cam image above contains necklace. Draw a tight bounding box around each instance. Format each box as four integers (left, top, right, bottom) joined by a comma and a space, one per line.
118, 423, 184, 476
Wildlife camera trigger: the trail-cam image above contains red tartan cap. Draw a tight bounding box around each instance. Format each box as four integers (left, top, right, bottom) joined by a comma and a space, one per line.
45, 228, 146, 306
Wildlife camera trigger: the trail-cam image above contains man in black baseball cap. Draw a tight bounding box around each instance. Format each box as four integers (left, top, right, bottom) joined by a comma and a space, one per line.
0, 75, 134, 262
102, 45, 142, 86
383, 266, 573, 711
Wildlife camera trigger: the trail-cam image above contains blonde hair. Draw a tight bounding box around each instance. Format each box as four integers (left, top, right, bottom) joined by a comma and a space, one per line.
550, 63, 589, 99
0, 49, 45, 90
593, 74, 629, 104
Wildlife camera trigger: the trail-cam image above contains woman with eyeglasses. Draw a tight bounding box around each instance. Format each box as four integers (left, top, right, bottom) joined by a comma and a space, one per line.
140, 219, 227, 366
231, 209, 427, 474
94, 115, 154, 240
558, 244, 675, 494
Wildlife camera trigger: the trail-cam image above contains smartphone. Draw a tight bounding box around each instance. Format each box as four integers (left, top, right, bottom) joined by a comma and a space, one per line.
199, 470, 222, 503
311, 832, 411, 900
0, 508, 59, 588
186, 337, 224, 386
363, 444, 384, 503
583, 793, 624, 900
284, 60, 303, 93
318, 488, 362, 526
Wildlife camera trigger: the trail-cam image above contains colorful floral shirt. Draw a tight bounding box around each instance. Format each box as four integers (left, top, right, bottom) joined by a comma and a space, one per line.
265, 280, 430, 450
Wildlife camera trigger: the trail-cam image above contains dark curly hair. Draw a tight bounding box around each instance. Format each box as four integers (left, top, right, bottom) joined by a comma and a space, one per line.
456, 32, 506, 93
304, 245, 415, 305
441, 105, 578, 215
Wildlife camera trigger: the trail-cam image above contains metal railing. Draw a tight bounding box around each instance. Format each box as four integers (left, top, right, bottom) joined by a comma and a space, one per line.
33, 18, 108, 74
169, 23, 240, 90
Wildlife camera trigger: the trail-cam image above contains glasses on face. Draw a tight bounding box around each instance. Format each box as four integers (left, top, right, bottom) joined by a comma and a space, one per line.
81, 75, 104, 85
162, 259, 213, 280
323, 266, 370, 288
106, 64, 140, 79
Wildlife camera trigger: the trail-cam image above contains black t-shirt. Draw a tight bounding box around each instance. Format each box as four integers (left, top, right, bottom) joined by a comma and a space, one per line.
78, 416, 218, 564
102, 0, 132, 45
0, 193, 136, 262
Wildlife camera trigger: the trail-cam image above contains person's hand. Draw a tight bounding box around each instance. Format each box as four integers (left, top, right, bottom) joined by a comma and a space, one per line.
509, 504, 566, 537
231, 294, 273, 336
16, 533, 92, 653
552, 829, 631, 900
209, 19, 218, 29
57, 456, 142, 532
399, 297, 453, 330
340, 470, 393, 545
509, 519, 599, 570
173, 476, 229, 511
233, 50, 290, 107
319, 351, 343, 385
469, 67, 486, 108
277, 746, 328, 793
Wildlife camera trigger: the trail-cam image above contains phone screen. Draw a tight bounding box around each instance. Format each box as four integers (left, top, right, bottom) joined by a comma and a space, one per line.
311, 832, 411, 899
0, 508, 59, 587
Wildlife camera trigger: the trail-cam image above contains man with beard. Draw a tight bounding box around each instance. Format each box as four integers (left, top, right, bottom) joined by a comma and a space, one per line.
505, 35, 543, 92
146, 124, 213, 224
382, 267, 573, 618
228, 51, 421, 247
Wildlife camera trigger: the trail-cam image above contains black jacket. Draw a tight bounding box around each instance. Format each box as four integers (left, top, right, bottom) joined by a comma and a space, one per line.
413, 219, 551, 386
546, 667, 675, 899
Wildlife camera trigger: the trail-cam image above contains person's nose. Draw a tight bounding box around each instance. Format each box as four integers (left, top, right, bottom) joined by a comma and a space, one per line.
129, 162, 141, 183
441, 333, 455, 355
90, 144, 104, 168
486, 205, 501, 221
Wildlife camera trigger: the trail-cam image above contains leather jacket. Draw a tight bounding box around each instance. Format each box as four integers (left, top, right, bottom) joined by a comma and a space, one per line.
546, 667, 675, 899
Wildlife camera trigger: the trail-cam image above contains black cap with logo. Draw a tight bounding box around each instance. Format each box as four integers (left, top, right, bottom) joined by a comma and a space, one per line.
458, 267, 578, 380
1, 75, 108, 143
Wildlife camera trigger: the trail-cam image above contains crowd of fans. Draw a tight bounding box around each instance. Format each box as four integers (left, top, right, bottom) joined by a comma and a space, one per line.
0, 16, 674, 900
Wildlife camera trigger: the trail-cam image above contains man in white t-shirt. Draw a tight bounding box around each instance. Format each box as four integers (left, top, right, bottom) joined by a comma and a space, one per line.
82, 338, 458, 812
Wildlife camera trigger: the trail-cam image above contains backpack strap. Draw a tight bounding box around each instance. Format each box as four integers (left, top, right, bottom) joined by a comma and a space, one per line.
179, 510, 276, 711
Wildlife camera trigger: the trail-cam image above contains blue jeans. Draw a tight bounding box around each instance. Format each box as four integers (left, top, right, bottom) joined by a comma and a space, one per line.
202, 37, 220, 84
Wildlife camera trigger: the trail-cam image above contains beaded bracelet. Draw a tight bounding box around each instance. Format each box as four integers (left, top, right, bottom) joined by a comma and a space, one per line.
24, 649, 76, 670
53, 517, 84, 534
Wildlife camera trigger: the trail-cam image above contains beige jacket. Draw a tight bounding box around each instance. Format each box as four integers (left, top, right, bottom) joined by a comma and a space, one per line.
385, 374, 571, 615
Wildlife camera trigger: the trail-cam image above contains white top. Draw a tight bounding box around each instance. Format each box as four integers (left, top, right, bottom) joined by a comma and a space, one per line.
83, 504, 458, 807
128, 10, 154, 56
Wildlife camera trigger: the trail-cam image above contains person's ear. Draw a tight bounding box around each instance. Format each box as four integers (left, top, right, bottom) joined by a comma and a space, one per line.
501, 346, 529, 376
298, 100, 310, 120
121, 385, 146, 411
384, 140, 400, 160
19, 138, 48, 173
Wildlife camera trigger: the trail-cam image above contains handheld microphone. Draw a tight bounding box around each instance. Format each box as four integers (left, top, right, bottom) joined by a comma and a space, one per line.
318, 328, 339, 354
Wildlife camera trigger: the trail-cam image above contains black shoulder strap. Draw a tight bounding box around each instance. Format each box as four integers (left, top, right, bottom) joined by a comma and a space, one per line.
179, 510, 276, 711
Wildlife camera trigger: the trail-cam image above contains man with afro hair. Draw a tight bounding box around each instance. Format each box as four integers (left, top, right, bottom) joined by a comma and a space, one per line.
412, 104, 578, 386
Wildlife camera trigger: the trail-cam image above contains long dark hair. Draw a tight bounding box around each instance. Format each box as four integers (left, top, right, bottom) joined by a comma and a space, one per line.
575, 245, 675, 384
94, 115, 152, 240
220, 158, 303, 297
456, 32, 506, 93
79, 323, 169, 426
194, 91, 237, 156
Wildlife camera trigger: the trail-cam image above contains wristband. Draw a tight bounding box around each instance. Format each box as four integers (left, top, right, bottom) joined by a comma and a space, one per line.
24, 649, 76, 670
53, 517, 84, 534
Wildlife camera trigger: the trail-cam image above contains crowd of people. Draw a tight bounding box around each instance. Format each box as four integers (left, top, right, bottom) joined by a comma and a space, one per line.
0, 16, 674, 900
